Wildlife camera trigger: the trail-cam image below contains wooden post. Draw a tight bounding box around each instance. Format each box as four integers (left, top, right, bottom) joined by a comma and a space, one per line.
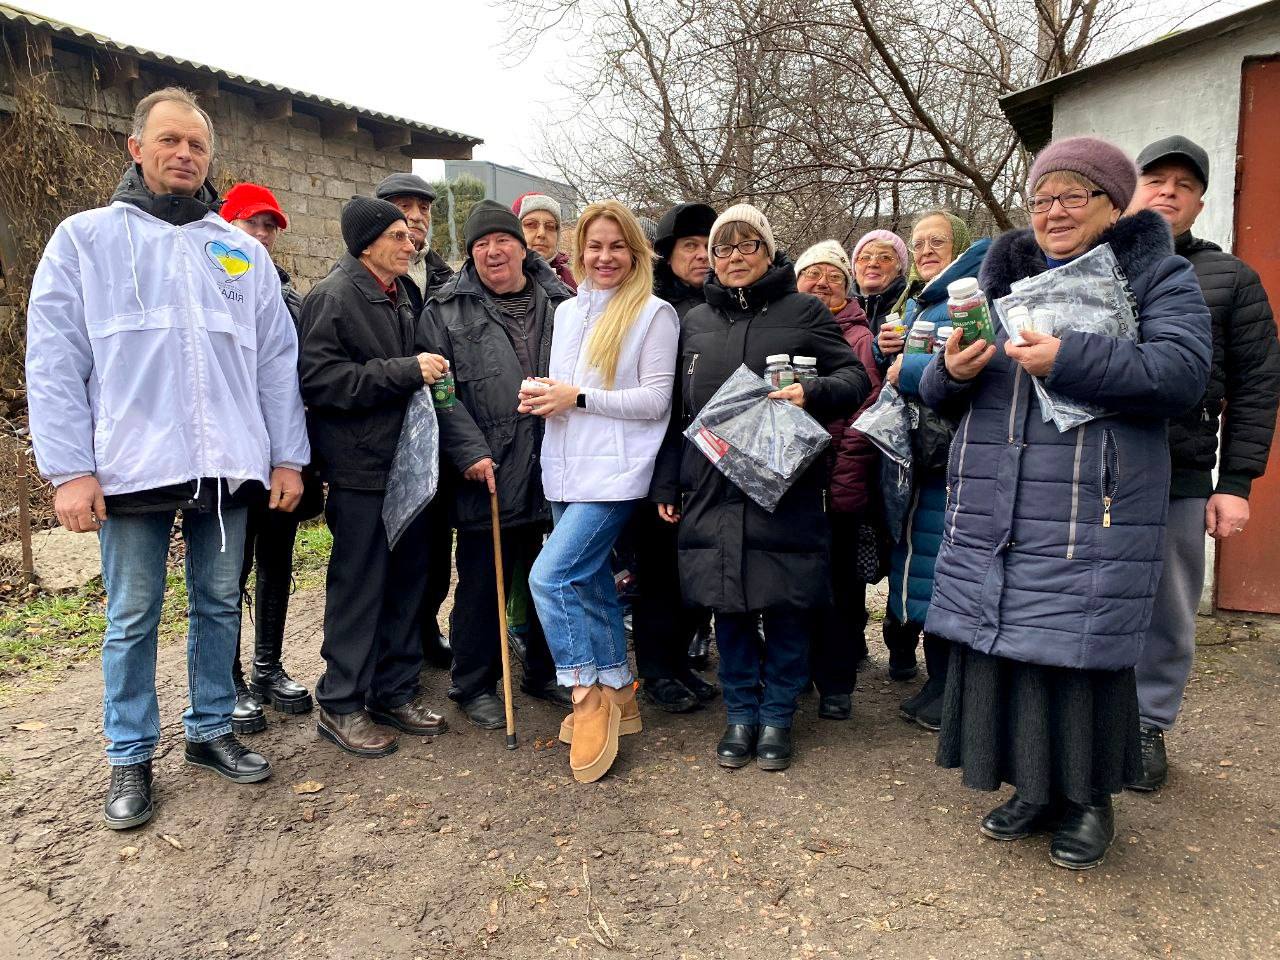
15, 445, 34, 584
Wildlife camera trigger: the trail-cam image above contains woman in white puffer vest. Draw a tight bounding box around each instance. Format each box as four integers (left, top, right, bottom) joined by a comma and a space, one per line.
524, 200, 679, 784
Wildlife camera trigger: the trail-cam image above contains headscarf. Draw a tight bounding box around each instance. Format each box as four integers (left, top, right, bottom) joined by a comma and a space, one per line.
893, 211, 973, 316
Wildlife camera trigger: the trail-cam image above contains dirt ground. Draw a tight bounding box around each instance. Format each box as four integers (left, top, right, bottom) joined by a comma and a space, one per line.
1, 583, 1277, 960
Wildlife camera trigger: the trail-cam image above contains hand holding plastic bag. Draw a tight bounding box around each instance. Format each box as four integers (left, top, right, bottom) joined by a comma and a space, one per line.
684, 364, 830, 513
995, 242, 1138, 432
382, 387, 440, 549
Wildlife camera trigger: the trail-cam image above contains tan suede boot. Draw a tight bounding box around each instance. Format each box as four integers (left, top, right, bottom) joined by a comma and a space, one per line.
569, 685, 620, 783
559, 681, 643, 744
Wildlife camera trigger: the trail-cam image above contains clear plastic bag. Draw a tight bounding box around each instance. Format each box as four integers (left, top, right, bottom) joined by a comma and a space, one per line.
995, 242, 1138, 432
382, 387, 440, 550
851, 382, 912, 470
684, 364, 830, 513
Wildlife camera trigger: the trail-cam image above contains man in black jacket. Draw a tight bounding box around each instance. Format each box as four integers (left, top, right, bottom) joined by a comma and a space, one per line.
1127, 136, 1280, 791
299, 196, 452, 757
631, 202, 719, 712
422, 201, 573, 728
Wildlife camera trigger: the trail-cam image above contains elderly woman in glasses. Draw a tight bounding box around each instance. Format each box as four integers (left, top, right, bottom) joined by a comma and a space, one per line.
918, 137, 1210, 870
652, 205, 869, 771
874, 211, 991, 729
852, 230, 909, 331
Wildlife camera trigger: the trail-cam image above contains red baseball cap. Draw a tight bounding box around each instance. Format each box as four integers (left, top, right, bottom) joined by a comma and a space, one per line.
221, 183, 288, 229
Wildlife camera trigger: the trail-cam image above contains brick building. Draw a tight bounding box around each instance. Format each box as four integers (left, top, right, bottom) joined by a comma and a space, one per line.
0, 3, 481, 291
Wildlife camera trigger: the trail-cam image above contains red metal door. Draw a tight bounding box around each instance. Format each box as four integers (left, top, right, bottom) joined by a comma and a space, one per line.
1216, 56, 1280, 612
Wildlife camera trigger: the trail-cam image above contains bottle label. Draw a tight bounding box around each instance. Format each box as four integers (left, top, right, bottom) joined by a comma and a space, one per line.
432, 374, 456, 409
949, 301, 996, 346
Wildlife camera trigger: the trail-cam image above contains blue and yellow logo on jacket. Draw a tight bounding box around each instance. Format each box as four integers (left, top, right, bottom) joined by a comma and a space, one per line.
205, 240, 253, 281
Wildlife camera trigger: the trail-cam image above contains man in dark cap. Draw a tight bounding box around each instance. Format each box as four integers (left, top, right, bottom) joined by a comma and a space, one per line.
421, 200, 574, 728
298, 195, 452, 757
1126, 136, 1280, 791
375, 171, 454, 308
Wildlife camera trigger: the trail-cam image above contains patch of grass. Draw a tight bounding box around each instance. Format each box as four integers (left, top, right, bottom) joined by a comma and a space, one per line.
293, 520, 333, 590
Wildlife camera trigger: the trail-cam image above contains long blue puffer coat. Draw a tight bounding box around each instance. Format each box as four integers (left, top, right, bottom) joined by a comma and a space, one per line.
885, 240, 990, 626
918, 211, 1211, 670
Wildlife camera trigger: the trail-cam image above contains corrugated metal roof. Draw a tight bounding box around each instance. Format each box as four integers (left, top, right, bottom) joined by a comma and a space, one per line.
0, 2, 481, 145
999, 0, 1280, 151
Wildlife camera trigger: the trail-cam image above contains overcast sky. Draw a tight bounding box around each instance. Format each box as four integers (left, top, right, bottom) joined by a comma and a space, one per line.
17, 0, 1265, 182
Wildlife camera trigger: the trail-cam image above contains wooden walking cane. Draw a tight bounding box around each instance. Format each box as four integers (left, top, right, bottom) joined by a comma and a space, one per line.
490, 489, 518, 749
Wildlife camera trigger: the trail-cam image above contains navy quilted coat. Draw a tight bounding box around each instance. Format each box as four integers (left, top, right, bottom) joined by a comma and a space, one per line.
918, 211, 1211, 670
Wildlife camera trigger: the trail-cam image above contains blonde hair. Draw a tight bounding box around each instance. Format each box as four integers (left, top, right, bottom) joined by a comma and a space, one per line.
572, 200, 655, 388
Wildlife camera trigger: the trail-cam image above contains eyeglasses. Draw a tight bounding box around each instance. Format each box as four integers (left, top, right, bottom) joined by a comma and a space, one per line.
1027, 190, 1107, 214
855, 252, 897, 266
799, 267, 847, 285
382, 230, 416, 245
910, 235, 951, 253
711, 239, 765, 259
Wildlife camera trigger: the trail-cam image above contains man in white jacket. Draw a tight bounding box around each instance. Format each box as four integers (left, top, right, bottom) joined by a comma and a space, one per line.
25, 88, 310, 830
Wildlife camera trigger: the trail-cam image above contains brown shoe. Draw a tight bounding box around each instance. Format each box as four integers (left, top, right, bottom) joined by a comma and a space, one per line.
367, 694, 449, 738
317, 708, 398, 757
569, 685, 620, 784
559, 682, 642, 744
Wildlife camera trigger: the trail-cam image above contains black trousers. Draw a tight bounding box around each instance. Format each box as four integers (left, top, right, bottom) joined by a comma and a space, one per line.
316, 486, 427, 715
417, 489, 454, 643
812, 513, 868, 697
629, 506, 711, 680
449, 524, 555, 704
235, 501, 300, 666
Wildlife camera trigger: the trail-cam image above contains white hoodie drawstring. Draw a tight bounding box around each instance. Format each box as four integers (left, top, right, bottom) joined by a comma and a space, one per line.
122, 212, 147, 317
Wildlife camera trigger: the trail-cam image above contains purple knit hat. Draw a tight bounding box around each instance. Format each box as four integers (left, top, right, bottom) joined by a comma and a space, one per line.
1026, 136, 1137, 210
851, 229, 908, 270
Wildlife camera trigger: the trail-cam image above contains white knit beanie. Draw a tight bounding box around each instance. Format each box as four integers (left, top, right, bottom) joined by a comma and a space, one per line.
708, 203, 776, 260
794, 240, 852, 287
516, 193, 561, 225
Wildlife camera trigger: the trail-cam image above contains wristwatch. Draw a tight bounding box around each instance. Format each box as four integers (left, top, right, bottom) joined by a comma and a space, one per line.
576, 392, 587, 409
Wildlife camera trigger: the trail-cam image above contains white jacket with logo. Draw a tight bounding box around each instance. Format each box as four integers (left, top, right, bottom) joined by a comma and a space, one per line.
25, 202, 310, 494
540, 281, 678, 502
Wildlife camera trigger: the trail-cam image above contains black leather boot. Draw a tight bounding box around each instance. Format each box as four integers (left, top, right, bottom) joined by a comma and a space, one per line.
980, 793, 1062, 841
231, 657, 266, 735
642, 678, 698, 713
755, 726, 793, 771
818, 693, 852, 720
688, 620, 712, 671
1127, 725, 1168, 792
104, 760, 153, 830
184, 733, 272, 783
1049, 795, 1115, 870
248, 567, 313, 715
716, 724, 757, 768
882, 617, 920, 681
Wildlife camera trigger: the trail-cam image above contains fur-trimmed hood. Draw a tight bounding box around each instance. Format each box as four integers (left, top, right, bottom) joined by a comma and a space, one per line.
979, 209, 1174, 300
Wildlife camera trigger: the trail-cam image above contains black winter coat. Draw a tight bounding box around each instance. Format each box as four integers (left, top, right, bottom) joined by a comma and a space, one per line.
654, 261, 706, 320
1168, 232, 1280, 498
652, 256, 870, 612
422, 253, 572, 532
298, 254, 426, 490
856, 274, 907, 334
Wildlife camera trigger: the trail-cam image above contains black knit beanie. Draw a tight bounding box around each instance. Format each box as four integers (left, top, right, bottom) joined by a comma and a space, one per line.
341, 196, 407, 257
465, 200, 526, 256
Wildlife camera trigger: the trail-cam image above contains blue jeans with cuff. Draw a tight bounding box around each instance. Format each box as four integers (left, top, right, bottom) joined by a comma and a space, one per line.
98, 506, 247, 765
529, 500, 636, 689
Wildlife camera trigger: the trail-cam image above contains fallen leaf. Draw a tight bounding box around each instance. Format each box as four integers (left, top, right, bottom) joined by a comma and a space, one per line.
13, 720, 47, 731
1219, 759, 1234, 767
293, 780, 326, 795
160, 834, 184, 850
119, 846, 139, 860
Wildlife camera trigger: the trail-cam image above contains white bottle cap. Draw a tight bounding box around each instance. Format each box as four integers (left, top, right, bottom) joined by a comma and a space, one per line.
911, 320, 936, 332
765, 354, 791, 364
793, 355, 817, 365
947, 277, 980, 299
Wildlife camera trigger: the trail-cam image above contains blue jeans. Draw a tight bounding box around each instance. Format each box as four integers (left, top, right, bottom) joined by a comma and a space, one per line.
716, 608, 813, 728
529, 501, 636, 689
98, 506, 247, 765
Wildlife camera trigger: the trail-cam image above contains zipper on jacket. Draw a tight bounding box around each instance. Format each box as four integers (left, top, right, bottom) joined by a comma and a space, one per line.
947, 411, 972, 542
736, 288, 748, 310
1066, 426, 1086, 558
1100, 428, 1120, 528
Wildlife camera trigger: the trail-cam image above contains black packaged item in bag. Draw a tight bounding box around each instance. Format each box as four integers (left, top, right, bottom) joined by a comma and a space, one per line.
684, 365, 831, 513
382, 387, 440, 549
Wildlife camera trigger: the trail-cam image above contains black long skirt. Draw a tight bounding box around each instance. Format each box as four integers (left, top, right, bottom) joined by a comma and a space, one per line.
936, 644, 1142, 807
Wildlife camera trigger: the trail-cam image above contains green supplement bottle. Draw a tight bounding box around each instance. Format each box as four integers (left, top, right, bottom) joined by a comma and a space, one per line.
946, 277, 996, 347
432, 362, 456, 410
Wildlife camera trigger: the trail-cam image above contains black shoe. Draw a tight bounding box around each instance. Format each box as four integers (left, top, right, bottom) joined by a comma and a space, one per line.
716, 724, 757, 768
818, 694, 851, 720
231, 673, 266, 736
1050, 798, 1115, 870
755, 726, 793, 771
888, 647, 918, 681
103, 761, 153, 830
679, 669, 719, 704
1127, 725, 1168, 793
688, 626, 712, 671
522, 677, 573, 708
641, 678, 699, 713
980, 794, 1062, 841
462, 693, 507, 730
898, 686, 929, 722
507, 629, 528, 668
913, 687, 943, 732
248, 664, 313, 715
248, 566, 313, 714
184, 733, 272, 783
